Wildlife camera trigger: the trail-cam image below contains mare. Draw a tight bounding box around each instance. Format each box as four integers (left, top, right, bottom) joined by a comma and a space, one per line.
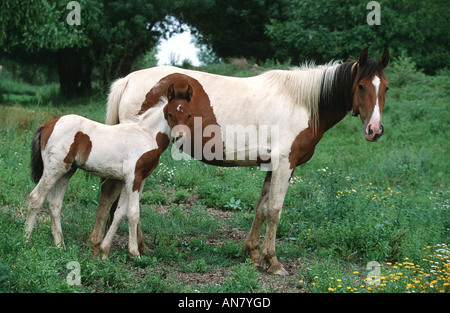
89, 47, 390, 275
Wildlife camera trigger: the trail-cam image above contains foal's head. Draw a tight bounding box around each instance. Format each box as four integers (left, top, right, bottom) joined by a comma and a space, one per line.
164, 82, 193, 142
352, 47, 390, 142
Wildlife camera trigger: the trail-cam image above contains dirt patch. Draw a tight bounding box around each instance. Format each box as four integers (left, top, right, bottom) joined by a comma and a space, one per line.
108, 205, 305, 293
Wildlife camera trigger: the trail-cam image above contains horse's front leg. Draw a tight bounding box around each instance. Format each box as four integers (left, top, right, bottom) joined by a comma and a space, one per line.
89, 179, 123, 255
127, 189, 141, 258
243, 171, 272, 267
260, 159, 291, 276
99, 187, 128, 259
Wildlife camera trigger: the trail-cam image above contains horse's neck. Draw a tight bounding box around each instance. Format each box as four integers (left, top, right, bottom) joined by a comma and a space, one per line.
318, 61, 356, 132
137, 105, 169, 135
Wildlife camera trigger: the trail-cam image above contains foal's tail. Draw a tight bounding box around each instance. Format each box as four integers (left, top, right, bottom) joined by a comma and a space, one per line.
105, 76, 128, 125
31, 125, 45, 183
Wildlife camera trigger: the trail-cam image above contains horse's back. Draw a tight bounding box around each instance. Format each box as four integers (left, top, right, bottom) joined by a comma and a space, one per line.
117, 66, 263, 122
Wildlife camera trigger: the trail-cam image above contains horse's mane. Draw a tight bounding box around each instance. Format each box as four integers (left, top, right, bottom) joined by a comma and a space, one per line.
264, 61, 351, 132
318, 61, 358, 123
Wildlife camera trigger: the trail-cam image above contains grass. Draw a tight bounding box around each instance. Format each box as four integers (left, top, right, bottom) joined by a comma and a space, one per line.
0, 58, 448, 293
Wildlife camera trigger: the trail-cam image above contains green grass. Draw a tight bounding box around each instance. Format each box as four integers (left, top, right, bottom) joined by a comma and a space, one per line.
0, 59, 448, 293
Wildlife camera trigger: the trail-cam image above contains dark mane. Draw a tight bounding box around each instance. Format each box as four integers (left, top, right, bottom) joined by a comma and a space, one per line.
318, 61, 357, 119
356, 57, 385, 82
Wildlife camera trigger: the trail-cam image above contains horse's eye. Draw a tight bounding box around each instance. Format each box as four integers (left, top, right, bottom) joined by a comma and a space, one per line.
358, 84, 365, 91
385, 87, 390, 93
188, 113, 192, 119
168, 113, 173, 119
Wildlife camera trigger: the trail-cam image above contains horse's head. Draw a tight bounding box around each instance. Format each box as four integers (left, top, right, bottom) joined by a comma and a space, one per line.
352, 47, 390, 142
164, 82, 193, 142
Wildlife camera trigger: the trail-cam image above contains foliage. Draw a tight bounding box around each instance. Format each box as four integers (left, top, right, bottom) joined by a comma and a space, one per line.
0, 0, 101, 54
0, 0, 174, 97
173, 0, 284, 62
266, 0, 449, 74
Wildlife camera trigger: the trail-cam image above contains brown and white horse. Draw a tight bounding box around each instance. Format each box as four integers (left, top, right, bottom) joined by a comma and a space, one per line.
90, 47, 389, 275
25, 103, 170, 257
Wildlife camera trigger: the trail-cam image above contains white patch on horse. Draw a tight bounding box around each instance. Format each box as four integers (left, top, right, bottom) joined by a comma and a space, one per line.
370, 75, 381, 122
176, 104, 183, 112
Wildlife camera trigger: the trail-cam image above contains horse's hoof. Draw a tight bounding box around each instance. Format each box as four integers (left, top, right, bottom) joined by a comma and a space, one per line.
272, 268, 289, 276
129, 249, 141, 259
267, 265, 289, 276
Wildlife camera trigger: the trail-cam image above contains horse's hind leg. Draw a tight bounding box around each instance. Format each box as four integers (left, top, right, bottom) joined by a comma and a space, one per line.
25, 171, 64, 242
243, 171, 272, 267
89, 179, 123, 255
46, 169, 76, 248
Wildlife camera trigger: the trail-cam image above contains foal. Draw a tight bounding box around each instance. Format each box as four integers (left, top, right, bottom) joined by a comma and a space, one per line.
25, 100, 170, 258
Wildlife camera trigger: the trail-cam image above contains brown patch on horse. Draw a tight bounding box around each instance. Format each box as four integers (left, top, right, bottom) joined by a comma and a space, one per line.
39, 117, 61, 150
63, 131, 92, 169
150, 73, 224, 164
139, 73, 198, 114
288, 125, 323, 170
132, 132, 170, 192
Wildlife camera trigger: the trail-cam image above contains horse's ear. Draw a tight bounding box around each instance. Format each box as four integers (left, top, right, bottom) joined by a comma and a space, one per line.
167, 84, 175, 101
186, 85, 193, 102
358, 47, 369, 68
379, 48, 390, 69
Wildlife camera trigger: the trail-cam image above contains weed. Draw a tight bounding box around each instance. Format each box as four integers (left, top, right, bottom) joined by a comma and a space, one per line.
224, 197, 242, 210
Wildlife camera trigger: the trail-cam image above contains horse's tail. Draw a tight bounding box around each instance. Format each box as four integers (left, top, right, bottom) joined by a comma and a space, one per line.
31, 125, 45, 183
105, 76, 128, 125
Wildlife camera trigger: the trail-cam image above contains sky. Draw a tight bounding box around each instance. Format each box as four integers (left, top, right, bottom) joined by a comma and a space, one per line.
156, 28, 202, 67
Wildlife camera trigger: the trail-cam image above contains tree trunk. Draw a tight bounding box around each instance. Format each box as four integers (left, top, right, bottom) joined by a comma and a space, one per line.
56, 47, 93, 98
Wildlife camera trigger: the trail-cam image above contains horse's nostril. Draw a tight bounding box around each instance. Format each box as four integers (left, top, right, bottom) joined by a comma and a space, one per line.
373, 133, 382, 141
367, 125, 373, 136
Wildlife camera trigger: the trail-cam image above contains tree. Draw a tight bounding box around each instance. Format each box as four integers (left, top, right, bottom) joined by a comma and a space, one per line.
266, 0, 449, 74
173, 0, 284, 62
93, 1, 174, 87
0, 0, 173, 98
1, 0, 102, 97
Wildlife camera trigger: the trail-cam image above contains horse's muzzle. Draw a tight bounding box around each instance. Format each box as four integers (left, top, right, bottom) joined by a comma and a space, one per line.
365, 123, 384, 142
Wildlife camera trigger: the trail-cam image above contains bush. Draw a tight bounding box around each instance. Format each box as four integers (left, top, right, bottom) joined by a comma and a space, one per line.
386, 51, 424, 87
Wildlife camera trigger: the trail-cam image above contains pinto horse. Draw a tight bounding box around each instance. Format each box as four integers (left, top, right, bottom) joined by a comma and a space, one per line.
89, 47, 389, 275
25, 105, 170, 257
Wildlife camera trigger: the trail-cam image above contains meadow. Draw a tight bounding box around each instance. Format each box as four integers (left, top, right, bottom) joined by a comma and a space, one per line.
0, 57, 448, 293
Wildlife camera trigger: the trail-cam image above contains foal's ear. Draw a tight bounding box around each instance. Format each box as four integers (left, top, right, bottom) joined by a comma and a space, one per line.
358, 47, 369, 68
186, 85, 193, 102
379, 48, 390, 69
167, 84, 175, 101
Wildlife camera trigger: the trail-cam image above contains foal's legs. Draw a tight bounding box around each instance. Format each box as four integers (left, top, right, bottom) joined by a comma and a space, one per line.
99, 186, 128, 259
126, 188, 142, 258
89, 179, 123, 255
25, 171, 66, 242
46, 169, 76, 248
136, 185, 151, 255
243, 171, 272, 267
